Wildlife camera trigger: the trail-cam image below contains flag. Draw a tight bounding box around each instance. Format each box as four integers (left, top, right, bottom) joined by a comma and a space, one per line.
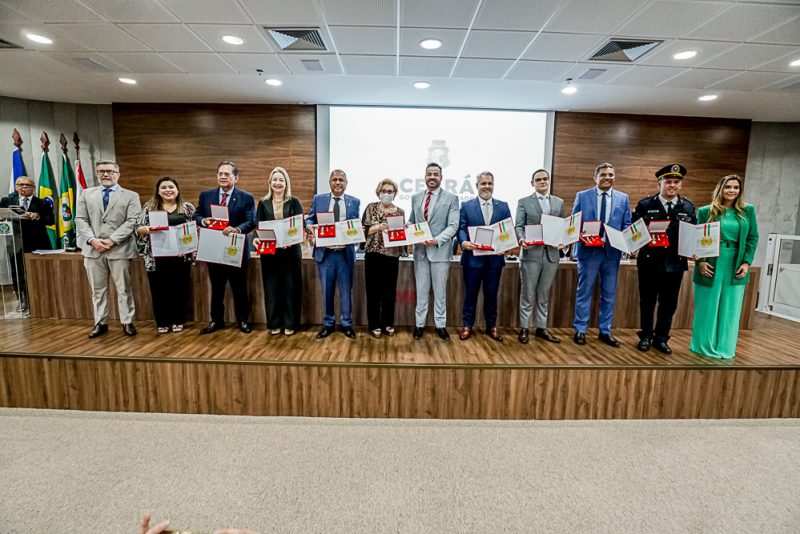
58, 153, 77, 248
9, 147, 27, 194
75, 158, 88, 200
37, 152, 58, 249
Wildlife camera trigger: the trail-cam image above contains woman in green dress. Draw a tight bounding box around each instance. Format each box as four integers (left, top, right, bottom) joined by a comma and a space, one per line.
690, 175, 758, 359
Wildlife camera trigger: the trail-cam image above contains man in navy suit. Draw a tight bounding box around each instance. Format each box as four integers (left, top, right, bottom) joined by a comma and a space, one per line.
571, 162, 631, 347
194, 160, 257, 334
305, 169, 361, 339
456, 172, 511, 342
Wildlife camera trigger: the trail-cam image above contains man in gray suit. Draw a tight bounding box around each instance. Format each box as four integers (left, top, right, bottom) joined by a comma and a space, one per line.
515, 169, 563, 345
75, 160, 141, 338
408, 162, 459, 341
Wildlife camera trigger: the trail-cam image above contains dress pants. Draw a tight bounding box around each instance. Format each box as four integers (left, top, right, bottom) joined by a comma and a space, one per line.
414, 258, 449, 328
364, 252, 399, 331
519, 259, 558, 329
147, 257, 191, 327
637, 267, 683, 342
317, 249, 354, 327
84, 256, 135, 324
573, 252, 620, 334
260, 245, 302, 330
207, 261, 249, 324
462, 263, 503, 328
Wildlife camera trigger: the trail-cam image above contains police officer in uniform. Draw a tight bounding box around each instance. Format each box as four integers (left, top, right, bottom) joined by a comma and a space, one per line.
633, 164, 697, 354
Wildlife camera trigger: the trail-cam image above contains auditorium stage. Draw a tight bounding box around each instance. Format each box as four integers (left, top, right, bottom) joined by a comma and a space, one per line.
1, 313, 797, 419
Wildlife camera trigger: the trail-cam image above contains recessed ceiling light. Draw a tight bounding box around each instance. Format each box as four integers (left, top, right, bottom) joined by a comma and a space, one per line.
790, 58, 800, 67
118, 77, 137, 85
419, 38, 442, 50
413, 81, 430, 89
698, 94, 718, 102
265, 78, 282, 86
561, 85, 577, 95
222, 35, 244, 45
26, 33, 52, 44
672, 50, 697, 60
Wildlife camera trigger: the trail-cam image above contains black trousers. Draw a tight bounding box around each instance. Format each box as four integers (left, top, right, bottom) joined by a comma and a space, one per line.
462, 263, 504, 329
147, 257, 192, 327
260, 245, 302, 330
364, 252, 399, 331
638, 266, 684, 342
207, 261, 249, 324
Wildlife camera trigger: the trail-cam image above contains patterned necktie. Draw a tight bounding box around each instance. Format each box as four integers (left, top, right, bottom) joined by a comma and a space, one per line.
333, 197, 341, 221
423, 191, 432, 221
599, 192, 608, 238
482, 201, 491, 225
102, 188, 111, 210
220, 192, 228, 206
22, 197, 29, 211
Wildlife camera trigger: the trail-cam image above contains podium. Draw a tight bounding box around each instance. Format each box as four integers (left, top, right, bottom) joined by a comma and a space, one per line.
0, 208, 29, 318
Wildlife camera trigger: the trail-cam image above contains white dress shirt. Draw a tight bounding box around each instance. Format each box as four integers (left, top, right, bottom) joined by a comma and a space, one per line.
595, 187, 613, 223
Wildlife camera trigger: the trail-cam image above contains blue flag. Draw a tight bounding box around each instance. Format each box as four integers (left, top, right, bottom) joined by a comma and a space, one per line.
9, 147, 27, 194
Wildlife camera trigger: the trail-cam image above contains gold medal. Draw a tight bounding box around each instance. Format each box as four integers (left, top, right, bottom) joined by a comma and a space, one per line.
566, 226, 576, 236
632, 231, 642, 241
182, 235, 193, 244
700, 236, 712, 247
226, 246, 238, 256
498, 232, 509, 242
287, 228, 298, 236
346, 228, 357, 236
414, 229, 424, 236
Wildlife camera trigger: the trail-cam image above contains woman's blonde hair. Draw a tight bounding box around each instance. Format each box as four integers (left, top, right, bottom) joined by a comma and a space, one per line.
375, 178, 399, 197
263, 166, 293, 202
708, 174, 745, 222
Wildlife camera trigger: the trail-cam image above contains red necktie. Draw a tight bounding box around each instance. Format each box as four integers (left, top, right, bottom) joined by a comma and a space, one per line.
221, 192, 228, 206
423, 191, 431, 221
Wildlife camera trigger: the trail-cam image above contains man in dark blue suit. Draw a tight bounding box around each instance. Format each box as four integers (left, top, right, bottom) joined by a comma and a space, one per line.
571, 162, 631, 347
305, 169, 361, 339
194, 160, 257, 334
456, 171, 511, 342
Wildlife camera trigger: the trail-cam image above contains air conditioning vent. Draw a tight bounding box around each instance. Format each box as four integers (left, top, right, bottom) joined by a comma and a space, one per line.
265, 28, 327, 51
301, 59, 324, 72
73, 57, 110, 72
578, 68, 607, 80
0, 37, 22, 49
590, 39, 661, 62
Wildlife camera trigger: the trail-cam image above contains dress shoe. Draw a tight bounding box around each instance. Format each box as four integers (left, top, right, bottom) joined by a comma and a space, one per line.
238, 321, 252, 334
370, 328, 382, 339
200, 321, 223, 334
459, 326, 472, 340
383, 326, 395, 337
122, 323, 137, 336
487, 327, 503, 342
316, 326, 334, 339
412, 327, 424, 340
518, 328, 529, 344
598, 332, 620, 348
637, 338, 651, 351
435, 327, 450, 341
573, 332, 586, 345
535, 328, 560, 343
342, 326, 357, 339
88, 323, 108, 338
653, 340, 672, 354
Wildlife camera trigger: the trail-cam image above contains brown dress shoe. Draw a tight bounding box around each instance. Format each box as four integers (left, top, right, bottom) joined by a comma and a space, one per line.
535, 328, 561, 343
459, 326, 472, 340
518, 328, 529, 344
122, 323, 137, 336
88, 323, 108, 338
487, 327, 503, 342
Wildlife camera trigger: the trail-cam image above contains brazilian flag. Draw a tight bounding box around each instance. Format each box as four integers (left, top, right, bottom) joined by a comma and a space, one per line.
37, 152, 58, 249
58, 153, 77, 248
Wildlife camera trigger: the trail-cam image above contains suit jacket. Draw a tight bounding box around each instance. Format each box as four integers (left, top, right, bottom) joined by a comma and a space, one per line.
256, 196, 304, 251
633, 194, 696, 273
457, 197, 512, 269
514, 193, 564, 263
75, 186, 141, 259
0, 193, 54, 252
693, 204, 758, 287
408, 188, 459, 263
571, 187, 632, 262
305, 192, 361, 263
193, 187, 257, 261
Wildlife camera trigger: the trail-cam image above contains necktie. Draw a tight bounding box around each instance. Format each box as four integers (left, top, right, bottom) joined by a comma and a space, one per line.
220, 192, 228, 206
333, 197, 341, 222
666, 200, 674, 216
22, 197, 29, 211
423, 191, 432, 221
538, 195, 549, 215
102, 188, 111, 210
482, 201, 491, 225
599, 192, 608, 238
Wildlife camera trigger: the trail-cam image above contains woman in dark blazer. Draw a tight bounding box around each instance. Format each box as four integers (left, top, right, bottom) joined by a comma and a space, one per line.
690, 174, 758, 359
254, 167, 303, 335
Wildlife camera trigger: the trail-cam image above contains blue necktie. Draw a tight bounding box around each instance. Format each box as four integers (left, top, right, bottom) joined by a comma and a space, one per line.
599, 192, 607, 238
333, 197, 341, 221
102, 188, 111, 210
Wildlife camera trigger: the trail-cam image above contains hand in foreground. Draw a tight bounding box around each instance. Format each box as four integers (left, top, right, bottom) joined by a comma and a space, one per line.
520, 240, 532, 249
735, 263, 749, 279
461, 241, 476, 251
221, 226, 238, 236
698, 261, 714, 278
422, 239, 437, 246
137, 226, 151, 236
91, 239, 112, 252
139, 513, 169, 534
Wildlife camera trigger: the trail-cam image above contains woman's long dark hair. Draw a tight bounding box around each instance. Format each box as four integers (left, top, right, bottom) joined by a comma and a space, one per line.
147, 176, 183, 211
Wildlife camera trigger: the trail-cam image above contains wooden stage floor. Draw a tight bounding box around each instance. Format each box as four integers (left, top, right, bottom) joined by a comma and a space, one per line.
1, 313, 799, 419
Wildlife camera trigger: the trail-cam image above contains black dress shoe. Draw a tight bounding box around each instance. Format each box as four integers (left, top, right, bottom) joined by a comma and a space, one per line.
653, 340, 672, 354
412, 327, 424, 340
637, 338, 651, 351
88, 323, 108, 338
435, 327, 450, 341
573, 332, 586, 345
200, 321, 223, 334
535, 328, 561, 343
316, 326, 334, 339
342, 326, 357, 339
122, 323, 137, 336
598, 332, 621, 347
518, 328, 529, 344
487, 327, 503, 342
238, 321, 252, 334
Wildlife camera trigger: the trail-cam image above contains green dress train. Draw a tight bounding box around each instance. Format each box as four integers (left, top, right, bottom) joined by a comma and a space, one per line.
690, 204, 758, 359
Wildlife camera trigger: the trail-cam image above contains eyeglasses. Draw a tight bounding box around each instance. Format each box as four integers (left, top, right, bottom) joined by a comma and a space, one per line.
97, 169, 118, 175
533, 178, 549, 183
16, 184, 34, 188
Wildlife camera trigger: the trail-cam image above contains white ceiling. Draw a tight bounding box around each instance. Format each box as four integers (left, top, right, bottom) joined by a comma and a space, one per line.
1, 0, 799, 120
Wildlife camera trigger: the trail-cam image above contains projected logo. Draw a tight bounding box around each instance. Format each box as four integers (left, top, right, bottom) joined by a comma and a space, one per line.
396, 139, 476, 203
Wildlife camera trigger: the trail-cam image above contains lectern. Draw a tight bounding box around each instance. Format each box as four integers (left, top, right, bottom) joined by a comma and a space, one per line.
0, 207, 29, 318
